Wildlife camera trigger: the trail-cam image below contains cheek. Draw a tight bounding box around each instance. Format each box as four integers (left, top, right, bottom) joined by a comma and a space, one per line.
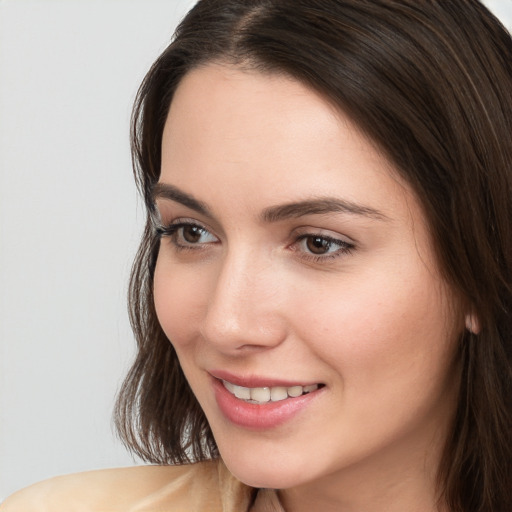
153, 255, 207, 349
290, 264, 459, 394
287, 270, 461, 454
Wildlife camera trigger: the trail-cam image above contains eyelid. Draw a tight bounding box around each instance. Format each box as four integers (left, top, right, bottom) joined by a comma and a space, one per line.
290, 228, 356, 263
153, 216, 220, 249
152, 213, 212, 234
151, 204, 222, 236
292, 226, 356, 245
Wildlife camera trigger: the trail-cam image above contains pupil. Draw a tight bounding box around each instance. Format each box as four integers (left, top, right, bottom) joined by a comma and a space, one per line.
307, 236, 329, 254
183, 226, 202, 243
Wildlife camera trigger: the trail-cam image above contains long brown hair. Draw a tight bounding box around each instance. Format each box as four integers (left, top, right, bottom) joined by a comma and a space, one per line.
115, 1, 512, 510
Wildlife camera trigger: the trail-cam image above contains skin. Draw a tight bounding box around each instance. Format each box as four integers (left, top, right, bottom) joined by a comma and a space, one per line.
153, 63, 464, 512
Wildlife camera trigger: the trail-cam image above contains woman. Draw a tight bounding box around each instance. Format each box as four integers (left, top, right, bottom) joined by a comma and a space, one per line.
3, 0, 511, 511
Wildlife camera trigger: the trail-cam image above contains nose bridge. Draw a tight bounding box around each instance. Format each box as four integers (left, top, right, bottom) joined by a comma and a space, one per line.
201, 243, 286, 351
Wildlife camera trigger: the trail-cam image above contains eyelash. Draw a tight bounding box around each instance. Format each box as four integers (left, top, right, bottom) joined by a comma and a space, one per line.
154, 220, 355, 262
154, 221, 218, 251
293, 233, 355, 262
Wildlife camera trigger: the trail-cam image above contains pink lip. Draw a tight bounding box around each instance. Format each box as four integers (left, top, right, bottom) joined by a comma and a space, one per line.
209, 369, 319, 388
209, 372, 324, 430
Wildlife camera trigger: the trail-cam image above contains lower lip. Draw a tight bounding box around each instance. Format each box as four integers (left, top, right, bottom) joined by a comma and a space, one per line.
212, 377, 323, 430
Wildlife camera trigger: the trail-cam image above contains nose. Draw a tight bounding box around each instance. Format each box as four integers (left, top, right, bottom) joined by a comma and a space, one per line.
200, 246, 288, 354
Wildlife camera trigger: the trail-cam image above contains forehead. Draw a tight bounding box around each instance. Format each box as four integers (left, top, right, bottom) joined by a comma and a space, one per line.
164, 63, 348, 165
161, 63, 404, 203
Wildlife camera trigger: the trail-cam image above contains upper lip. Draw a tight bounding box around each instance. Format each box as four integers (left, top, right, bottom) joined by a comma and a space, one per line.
209, 369, 323, 388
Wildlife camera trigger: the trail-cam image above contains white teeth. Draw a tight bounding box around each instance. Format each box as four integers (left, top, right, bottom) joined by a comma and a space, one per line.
223, 380, 236, 394
233, 386, 251, 400
287, 385, 303, 397
251, 387, 271, 402
270, 386, 288, 402
222, 380, 320, 404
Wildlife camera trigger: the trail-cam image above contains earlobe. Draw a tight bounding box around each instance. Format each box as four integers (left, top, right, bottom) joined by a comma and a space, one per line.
465, 313, 481, 334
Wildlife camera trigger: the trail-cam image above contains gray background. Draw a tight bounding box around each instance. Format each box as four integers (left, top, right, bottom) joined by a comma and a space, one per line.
1, 0, 511, 501
0, 0, 195, 499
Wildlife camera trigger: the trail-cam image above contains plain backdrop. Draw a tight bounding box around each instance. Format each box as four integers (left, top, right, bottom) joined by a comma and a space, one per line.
0, 0, 196, 499
0, 0, 511, 501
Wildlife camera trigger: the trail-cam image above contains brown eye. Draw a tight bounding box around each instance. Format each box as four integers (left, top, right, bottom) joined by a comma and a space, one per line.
155, 221, 218, 248
295, 233, 354, 260
306, 236, 332, 254
174, 224, 218, 246
182, 225, 204, 243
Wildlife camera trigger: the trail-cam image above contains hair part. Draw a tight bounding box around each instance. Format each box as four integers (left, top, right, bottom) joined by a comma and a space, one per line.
115, 1, 512, 510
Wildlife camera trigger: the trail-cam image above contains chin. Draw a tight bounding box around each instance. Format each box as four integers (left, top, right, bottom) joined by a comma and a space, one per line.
219, 447, 313, 490
229, 465, 302, 490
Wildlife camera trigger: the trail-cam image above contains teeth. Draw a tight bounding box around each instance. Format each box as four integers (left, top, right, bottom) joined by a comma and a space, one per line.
287, 385, 303, 397
251, 387, 271, 402
222, 380, 320, 404
223, 380, 236, 394
270, 386, 288, 401
233, 386, 251, 400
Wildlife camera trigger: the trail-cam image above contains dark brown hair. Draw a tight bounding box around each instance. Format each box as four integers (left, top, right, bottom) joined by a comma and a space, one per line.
115, 1, 512, 510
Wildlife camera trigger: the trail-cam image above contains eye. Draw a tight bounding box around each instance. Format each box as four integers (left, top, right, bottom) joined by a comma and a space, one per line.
179, 224, 216, 244
294, 233, 355, 261
155, 220, 218, 249
304, 236, 337, 255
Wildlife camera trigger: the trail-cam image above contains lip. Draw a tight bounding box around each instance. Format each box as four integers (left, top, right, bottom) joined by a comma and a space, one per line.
209, 369, 320, 388
209, 372, 325, 430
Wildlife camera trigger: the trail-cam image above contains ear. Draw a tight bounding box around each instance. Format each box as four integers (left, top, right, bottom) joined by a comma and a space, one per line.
465, 312, 481, 334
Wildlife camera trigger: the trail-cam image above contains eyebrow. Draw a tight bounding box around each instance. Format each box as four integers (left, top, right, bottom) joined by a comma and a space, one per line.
152, 182, 388, 222
261, 198, 388, 222
152, 182, 212, 217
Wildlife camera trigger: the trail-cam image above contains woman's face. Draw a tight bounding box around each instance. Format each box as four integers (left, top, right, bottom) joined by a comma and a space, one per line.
153, 63, 463, 494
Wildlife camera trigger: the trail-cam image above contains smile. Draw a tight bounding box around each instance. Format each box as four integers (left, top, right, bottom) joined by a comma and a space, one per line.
211, 374, 326, 429
222, 379, 321, 404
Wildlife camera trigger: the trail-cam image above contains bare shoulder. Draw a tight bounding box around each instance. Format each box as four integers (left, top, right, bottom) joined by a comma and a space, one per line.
1, 461, 224, 511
